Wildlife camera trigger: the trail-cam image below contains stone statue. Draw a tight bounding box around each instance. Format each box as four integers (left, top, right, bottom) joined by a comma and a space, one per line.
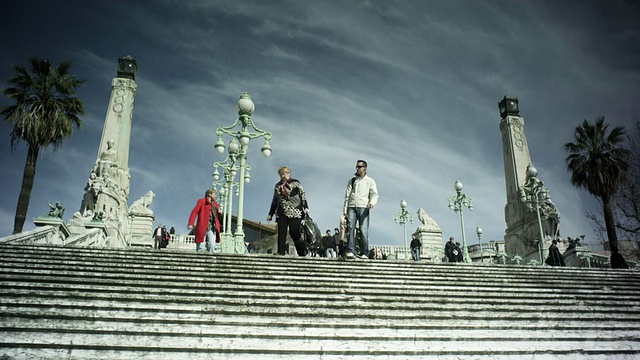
416, 208, 440, 229
80, 172, 102, 216
94, 139, 119, 178
129, 191, 155, 215
539, 198, 560, 241
47, 202, 65, 219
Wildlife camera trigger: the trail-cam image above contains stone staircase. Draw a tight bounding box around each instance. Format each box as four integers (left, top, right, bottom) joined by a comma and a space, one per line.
1, 243, 640, 359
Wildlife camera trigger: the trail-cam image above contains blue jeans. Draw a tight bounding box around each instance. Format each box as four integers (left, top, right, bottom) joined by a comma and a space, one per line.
411, 247, 421, 261
205, 229, 216, 254
347, 207, 370, 256
325, 248, 336, 258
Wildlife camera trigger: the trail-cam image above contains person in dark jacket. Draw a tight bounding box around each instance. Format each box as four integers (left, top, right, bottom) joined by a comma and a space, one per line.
410, 234, 422, 261
454, 242, 463, 262
268, 166, 309, 256
445, 237, 456, 262
547, 239, 566, 266
322, 230, 336, 258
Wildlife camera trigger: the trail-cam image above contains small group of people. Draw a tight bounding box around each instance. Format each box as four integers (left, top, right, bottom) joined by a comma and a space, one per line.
152, 224, 175, 249
319, 229, 342, 258
444, 237, 464, 262
267, 160, 379, 259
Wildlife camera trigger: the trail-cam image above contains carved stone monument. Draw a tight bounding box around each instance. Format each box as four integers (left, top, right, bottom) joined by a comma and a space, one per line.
412, 208, 443, 260
76, 56, 154, 247
499, 96, 562, 261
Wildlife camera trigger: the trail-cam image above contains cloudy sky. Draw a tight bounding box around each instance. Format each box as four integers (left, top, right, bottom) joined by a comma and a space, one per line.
1, 0, 638, 251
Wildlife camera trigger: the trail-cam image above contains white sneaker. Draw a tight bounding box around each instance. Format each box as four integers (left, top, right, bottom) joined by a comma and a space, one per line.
360, 254, 368, 259
344, 252, 356, 259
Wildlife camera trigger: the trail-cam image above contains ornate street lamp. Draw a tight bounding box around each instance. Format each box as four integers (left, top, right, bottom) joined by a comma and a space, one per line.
212, 157, 242, 239
394, 199, 414, 260
448, 180, 473, 263
214, 93, 272, 253
476, 226, 483, 263
519, 163, 550, 264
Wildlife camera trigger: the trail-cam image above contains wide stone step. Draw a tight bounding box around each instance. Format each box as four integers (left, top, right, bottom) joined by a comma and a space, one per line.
0, 348, 635, 360
5, 274, 640, 307
2, 255, 638, 294
1, 331, 639, 360
3, 314, 639, 331
1, 243, 639, 359
3, 285, 639, 309
3, 303, 639, 325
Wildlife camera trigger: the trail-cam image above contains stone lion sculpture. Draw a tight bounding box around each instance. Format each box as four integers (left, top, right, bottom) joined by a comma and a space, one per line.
417, 208, 440, 229
128, 191, 155, 215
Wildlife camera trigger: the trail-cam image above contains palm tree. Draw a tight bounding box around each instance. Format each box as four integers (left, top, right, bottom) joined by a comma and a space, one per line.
2, 57, 85, 234
564, 117, 630, 267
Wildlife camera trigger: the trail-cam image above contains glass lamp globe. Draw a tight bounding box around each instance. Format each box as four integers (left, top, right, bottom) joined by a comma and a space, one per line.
454, 180, 463, 192
261, 140, 272, 158
237, 92, 255, 115
240, 130, 250, 145
215, 138, 225, 154
400, 199, 407, 209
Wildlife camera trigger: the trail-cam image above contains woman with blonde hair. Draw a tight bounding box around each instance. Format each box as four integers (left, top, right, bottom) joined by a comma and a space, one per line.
268, 166, 309, 256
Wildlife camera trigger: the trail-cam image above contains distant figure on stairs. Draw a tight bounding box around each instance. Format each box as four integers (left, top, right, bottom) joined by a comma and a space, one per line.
453, 242, 463, 262
444, 237, 456, 262
546, 239, 566, 266
322, 230, 337, 258
410, 234, 422, 261
153, 224, 163, 249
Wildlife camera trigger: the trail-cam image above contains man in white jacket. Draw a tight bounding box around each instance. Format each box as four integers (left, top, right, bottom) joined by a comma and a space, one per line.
343, 160, 379, 259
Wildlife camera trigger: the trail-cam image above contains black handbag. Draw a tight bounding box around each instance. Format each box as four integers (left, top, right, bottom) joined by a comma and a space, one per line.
301, 216, 322, 251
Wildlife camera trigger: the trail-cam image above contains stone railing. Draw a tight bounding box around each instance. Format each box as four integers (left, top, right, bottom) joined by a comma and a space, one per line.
66, 228, 107, 247
371, 245, 443, 261
167, 234, 196, 251
0, 226, 60, 245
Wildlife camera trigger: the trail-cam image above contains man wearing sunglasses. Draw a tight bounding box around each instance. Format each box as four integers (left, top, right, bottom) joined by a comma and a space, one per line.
343, 160, 378, 259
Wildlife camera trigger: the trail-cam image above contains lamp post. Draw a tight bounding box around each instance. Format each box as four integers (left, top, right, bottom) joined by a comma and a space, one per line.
394, 199, 414, 260
476, 226, 483, 263
519, 163, 550, 264
448, 180, 473, 263
214, 92, 272, 253
212, 157, 240, 243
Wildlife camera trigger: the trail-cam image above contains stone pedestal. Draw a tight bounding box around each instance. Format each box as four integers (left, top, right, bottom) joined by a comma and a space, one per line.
33, 217, 71, 245
413, 226, 443, 261
564, 245, 590, 268
218, 233, 240, 254
129, 214, 154, 247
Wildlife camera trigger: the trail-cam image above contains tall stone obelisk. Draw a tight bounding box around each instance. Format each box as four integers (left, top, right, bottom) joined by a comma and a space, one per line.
77, 56, 144, 247
499, 96, 561, 262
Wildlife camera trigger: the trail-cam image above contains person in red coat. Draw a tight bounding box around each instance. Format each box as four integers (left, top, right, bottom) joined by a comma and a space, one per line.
188, 188, 221, 253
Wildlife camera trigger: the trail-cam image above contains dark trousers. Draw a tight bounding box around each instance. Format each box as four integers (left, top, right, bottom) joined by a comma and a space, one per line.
276, 216, 305, 256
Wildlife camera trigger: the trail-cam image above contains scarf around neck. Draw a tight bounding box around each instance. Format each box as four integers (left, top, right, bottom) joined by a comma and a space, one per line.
280, 178, 293, 197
